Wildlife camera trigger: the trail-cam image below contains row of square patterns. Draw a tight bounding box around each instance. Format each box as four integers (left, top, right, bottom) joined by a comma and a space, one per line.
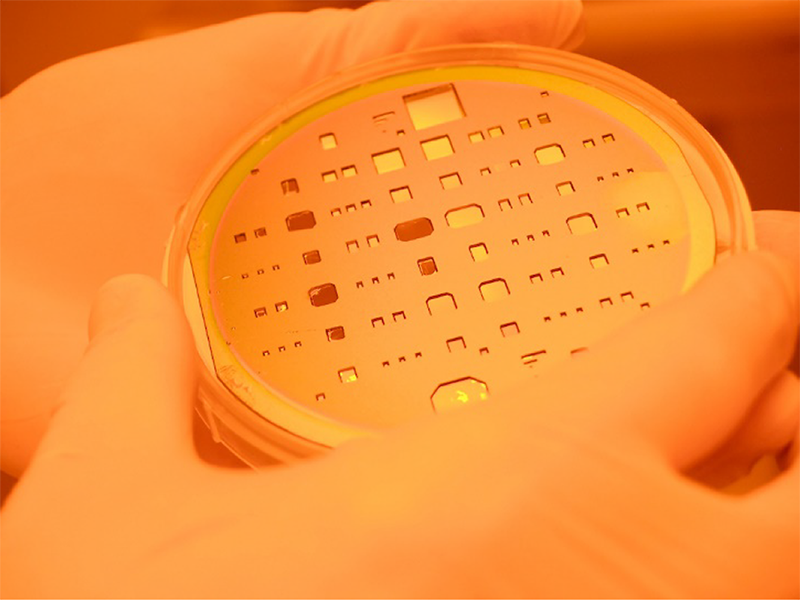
206, 79, 694, 429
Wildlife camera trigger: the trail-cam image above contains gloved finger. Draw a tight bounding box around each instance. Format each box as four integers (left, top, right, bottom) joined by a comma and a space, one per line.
612, 251, 798, 469
328, 0, 585, 69
605, 251, 798, 469
499, 250, 799, 471
754, 210, 800, 375
29, 275, 198, 470
0, 271, 88, 477
685, 370, 799, 488
753, 210, 800, 265
729, 425, 800, 599
166, 0, 584, 93
744, 380, 800, 510
7, 1, 584, 152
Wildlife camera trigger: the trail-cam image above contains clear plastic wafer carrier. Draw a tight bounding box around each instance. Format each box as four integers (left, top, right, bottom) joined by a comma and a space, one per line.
164, 45, 754, 466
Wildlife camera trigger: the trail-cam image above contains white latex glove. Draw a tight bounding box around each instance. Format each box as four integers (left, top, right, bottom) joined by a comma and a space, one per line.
3, 3, 798, 597
0, 0, 584, 476
1, 245, 797, 598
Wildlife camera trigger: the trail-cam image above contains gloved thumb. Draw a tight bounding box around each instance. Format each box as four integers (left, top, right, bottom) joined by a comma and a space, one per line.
29, 275, 198, 472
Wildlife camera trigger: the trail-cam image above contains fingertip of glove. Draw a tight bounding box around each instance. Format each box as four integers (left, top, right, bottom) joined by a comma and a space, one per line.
699, 250, 800, 347
349, 0, 585, 53
88, 274, 177, 340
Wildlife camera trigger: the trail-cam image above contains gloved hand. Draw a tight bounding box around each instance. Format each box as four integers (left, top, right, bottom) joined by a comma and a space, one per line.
1, 234, 797, 599
2, 2, 798, 597
0, 0, 584, 476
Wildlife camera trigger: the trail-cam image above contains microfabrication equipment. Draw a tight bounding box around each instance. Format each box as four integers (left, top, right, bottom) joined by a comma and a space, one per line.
164, 45, 753, 466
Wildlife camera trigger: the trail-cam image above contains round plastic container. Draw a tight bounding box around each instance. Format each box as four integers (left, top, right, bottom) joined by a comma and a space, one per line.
164, 45, 754, 467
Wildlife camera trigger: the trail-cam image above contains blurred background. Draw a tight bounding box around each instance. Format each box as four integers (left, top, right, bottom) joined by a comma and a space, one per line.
0, 1, 798, 501
2, 0, 798, 211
